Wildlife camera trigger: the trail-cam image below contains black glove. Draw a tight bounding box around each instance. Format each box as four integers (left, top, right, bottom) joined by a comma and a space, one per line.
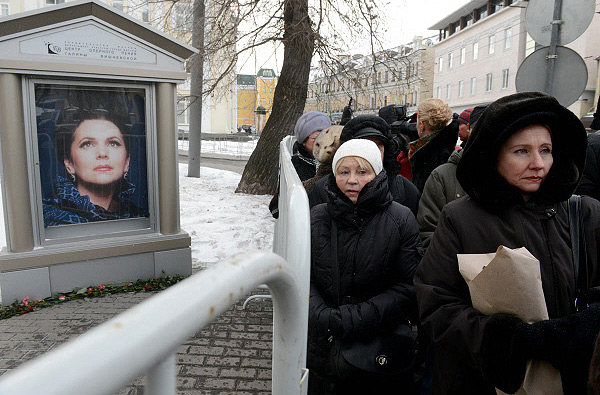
481, 313, 572, 393
328, 308, 343, 337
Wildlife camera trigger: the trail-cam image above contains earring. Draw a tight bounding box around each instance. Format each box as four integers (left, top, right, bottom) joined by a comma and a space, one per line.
70, 173, 76, 183
123, 171, 128, 180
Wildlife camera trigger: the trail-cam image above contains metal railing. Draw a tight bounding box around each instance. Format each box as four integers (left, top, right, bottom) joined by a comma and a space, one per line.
0, 251, 308, 395
0, 135, 312, 394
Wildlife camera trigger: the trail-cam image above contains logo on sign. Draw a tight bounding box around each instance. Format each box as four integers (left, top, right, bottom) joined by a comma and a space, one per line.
45, 41, 62, 55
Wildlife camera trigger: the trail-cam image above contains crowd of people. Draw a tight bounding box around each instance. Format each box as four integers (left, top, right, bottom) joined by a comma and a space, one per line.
280, 91, 600, 394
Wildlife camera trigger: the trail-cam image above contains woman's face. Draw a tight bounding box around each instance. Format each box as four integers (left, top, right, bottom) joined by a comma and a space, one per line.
302, 130, 321, 153
335, 157, 376, 204
496, 124, 553, 201
64, 119, 130, 187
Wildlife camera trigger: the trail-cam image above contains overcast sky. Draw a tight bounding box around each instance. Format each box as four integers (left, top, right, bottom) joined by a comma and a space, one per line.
237, 0, 471, 75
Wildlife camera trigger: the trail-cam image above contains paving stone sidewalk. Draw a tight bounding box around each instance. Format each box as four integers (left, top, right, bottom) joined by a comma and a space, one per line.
0, 287, 274, 394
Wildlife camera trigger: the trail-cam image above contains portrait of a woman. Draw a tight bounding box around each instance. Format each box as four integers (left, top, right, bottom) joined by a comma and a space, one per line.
42, 115, 148, 227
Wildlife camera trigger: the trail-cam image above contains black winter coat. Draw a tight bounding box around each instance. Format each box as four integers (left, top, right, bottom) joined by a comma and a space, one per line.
575, 131, 600, 201
307, 172, 420, 217
308, 171, 423, 376
291, 141, 317, 181
415, 92, 600, 394
409, 120, 459, 193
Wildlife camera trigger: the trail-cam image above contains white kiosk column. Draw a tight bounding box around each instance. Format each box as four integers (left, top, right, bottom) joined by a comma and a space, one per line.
0, 73, 34, 253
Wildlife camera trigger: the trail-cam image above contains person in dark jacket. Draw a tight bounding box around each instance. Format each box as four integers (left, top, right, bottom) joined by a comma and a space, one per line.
408, 98, 458, 193
308, 139, 423, 394
414, 91, 600, 394
308, 114, 420, 216
575, 130, 600, 201
292, 111, 331, 181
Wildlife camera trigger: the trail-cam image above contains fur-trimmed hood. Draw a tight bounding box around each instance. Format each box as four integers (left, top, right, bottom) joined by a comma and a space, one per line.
456, 91, 587, 211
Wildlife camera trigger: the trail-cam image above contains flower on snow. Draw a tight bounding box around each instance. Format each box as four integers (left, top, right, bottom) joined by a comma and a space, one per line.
98, 285, 105, 291
22, 296, 29, 306
144, 285, 152, 292
58, 295, 66, 301
87, 287, 92, 294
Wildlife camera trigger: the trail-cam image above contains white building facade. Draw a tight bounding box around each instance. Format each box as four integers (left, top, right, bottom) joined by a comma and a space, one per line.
430, 0, 600, 117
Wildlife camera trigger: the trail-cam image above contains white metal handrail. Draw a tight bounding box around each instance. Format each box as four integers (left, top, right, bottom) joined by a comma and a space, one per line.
0, 250, 308, 395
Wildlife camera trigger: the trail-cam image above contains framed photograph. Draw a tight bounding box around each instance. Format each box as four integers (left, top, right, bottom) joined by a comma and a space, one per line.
29, 80, 155, 242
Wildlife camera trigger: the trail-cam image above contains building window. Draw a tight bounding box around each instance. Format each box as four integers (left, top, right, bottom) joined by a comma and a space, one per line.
46, 0, 66, 4
384, 96, 388, 106
173, 2, 193, 32
458, 80, 464, 97
447, 52, 453, 69
0, 3, 8, 15
486, 73, 493, 91
384, 71, 389, 83
504, 28, 512, 49
460, 47, 466, 64
471, 77, 477, 95
479, 5, 488, 19
113, 0, 125, 12
436, 86, 441, 99
438, 57, 443, 72
446, 84, 451, 100
141, 0, 149, 22
502, 68, 510, 89
493, 0, 504, 12
177, 96, 190, 125
488, 35, 495, 55
473, 41, 479, 60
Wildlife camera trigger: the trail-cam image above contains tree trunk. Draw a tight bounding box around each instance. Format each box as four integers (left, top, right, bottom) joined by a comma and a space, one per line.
187, 0, 205, 177
235, 0, 314, 195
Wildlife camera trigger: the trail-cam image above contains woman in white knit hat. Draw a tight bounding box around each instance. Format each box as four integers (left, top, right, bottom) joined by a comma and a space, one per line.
308, 139, 423, 394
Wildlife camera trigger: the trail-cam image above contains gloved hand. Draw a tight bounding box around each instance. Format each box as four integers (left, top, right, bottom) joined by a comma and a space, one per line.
328, 308, 343, 337
481, 313, 572, 393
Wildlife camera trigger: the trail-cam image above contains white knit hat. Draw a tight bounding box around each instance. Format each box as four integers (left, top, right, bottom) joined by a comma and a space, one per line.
332, 139, 383, 175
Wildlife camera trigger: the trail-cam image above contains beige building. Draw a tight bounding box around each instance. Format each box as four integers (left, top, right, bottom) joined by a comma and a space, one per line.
429, 0, 600, 117
305, 36, 436, 119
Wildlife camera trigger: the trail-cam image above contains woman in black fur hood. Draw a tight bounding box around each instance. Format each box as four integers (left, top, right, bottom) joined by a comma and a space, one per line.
414, 91, 600, 394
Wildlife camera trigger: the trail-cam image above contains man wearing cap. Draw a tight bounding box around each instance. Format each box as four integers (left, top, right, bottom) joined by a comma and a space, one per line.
292, 111, 332, 181
458, 108, 473, 147
307, 114, 420, 216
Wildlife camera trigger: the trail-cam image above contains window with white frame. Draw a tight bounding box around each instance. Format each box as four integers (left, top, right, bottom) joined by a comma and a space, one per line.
112, 0, 124, 12
438, 57, 443, 72
460, 47, 466, 64
504, 28, 512, 49
458, 80, 464, 97
502, 68, 510, 89
473, 41, 479, 60
0, 3, 8, 16
448, 52, 453, 69
173, 1, 193, 31
446, 84, 451, 100
471, 77, 477, 95
488, 35, 495, 55
486, 73, 493, 91
436, 86, 441, 99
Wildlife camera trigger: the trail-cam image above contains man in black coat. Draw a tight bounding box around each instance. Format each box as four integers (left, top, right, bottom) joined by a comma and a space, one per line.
307, 114, 420, 216
575, 130, 600, 201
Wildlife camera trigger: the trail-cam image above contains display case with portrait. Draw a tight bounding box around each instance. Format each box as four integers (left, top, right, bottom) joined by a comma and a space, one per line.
29, 81, 155, 243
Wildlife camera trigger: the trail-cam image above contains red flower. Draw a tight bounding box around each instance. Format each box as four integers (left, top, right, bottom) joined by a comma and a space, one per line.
98, 285, 105, 291
22, 296, 29, 306
58, 295, 66, 301
28, 306, 33, 312
144, 285, 152, 292
87, 287, 92, 294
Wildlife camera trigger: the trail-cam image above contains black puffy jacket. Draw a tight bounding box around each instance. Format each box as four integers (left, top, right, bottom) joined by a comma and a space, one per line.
415, 92, 600, 394
308, 171, 423, 374
291, 141, 317, 181
409, 120, 459, 193
575, 131, 600, 201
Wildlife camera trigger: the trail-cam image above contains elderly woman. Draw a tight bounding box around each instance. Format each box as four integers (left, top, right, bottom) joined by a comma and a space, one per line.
308, 139, 423, 394
415, 92, 600, 394
43, 115, 147, 226
409, 98, 458, 193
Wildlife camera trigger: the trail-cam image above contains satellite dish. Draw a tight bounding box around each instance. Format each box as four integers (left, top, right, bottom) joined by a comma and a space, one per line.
525, 0, 595, 46
516, 45, 587, 107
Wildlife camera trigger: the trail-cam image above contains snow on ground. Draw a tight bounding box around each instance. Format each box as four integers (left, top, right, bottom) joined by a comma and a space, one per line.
178, 163, 275, 270
0, 140, 274, 271
178, 137, 258, 158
